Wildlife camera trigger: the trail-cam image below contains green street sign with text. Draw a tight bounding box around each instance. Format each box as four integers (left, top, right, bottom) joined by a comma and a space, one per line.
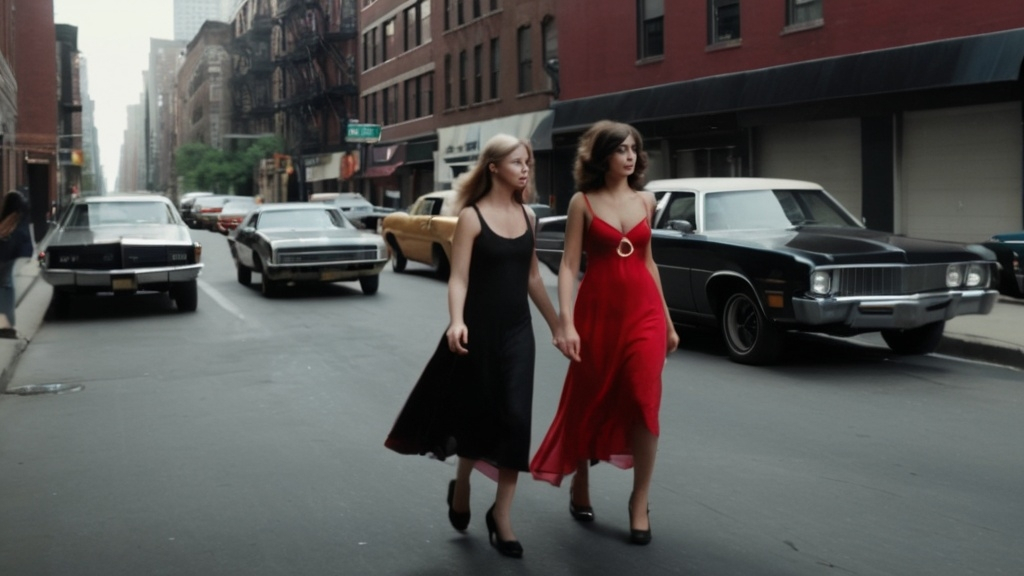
346, 123, 382, 143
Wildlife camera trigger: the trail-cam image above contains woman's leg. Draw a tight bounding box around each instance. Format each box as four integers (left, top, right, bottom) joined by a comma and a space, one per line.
451, 457, 474, 513
490, 467, 520, 541
629, 425, 658, 531
0, 260, 16, 328
571, 459, 591, 507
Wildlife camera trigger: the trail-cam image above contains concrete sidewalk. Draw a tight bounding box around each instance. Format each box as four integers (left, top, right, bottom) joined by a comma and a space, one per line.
0, 259, 1020, 394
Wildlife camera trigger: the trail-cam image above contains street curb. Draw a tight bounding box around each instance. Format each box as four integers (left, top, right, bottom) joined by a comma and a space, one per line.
937, 334, 1024, 371
0, 260, 52, 394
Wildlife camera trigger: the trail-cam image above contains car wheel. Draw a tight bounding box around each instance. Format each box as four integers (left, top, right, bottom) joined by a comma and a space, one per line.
171, 279, 198, 312
237, 264, 251, 286
260, 272, 278, 298
390, 242, 407, 272
720, 288, 782, 365
359, 274, 380, 295
433, 245, 451, 280
881, 321, 945, 355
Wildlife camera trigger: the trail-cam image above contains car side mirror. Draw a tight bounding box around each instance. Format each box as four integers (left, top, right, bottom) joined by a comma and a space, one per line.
240, 226, 255, 235
668, 220, 694, 234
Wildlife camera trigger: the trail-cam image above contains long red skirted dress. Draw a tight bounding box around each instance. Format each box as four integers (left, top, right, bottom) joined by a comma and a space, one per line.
531, 195, 666, 486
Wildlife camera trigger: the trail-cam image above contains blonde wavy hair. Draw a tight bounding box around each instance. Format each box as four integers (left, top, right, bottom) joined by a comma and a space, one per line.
454, 134, 535, 210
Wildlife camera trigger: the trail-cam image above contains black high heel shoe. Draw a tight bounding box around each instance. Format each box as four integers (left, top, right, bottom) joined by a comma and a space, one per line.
628, 494, 652, 546
485, 504, 523, 558
446, 479, 470, 531
569, 488, 595, 522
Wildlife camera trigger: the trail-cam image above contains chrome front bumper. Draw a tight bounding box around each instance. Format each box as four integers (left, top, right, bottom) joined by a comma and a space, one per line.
262, 259, 387, 282
42, 263, 204, 290
792, 289, 999, 329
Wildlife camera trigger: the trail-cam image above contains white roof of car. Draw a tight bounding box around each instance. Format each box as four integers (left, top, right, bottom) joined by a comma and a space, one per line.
645, 177, 824, 193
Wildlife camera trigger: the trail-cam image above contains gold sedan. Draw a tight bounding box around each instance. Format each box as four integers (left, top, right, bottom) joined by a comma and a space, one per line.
380, 190, 458, 279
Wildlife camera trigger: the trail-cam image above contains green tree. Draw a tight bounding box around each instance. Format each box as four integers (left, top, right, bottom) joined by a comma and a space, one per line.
175, 136, 285, 195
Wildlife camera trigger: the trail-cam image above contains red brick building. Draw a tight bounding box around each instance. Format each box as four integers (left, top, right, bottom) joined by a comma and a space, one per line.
552, 0, 1024, 243
12, 0, 58, 240
359, 0, 559, 207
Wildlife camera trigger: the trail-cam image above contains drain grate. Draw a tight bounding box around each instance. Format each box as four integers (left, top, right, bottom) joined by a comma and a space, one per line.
5, 383, 84, 396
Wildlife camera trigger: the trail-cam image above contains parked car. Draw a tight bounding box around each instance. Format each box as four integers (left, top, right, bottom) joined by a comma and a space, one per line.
982, 231, 1024, 298
215, 197, 258, 235
191, 194, 236, 230
537, 178, 999, 364
380, 190, 458, 278
309, 192, 394, 231
227, 203, 388, 296
37, 194, 204, 315
180, 192, 215, 228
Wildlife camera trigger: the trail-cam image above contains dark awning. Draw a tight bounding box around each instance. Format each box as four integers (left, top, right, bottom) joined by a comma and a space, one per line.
553, 28, 1024, 133
362, 143, 406, 179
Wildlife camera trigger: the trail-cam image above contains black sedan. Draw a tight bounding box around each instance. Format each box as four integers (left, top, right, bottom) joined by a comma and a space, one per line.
38, 193, 204, 315
227, 203, 388, 297
542, 178, 1000, 364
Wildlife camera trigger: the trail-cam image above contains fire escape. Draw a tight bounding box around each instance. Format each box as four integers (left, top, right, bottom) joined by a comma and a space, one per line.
229, 0, 276, 137
275, 0, 359, 156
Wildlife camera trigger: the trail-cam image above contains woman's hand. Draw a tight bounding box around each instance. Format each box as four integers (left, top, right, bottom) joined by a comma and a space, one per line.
666, 323, 680, 355
556, 323, 582, 362
447, 323, 469, 355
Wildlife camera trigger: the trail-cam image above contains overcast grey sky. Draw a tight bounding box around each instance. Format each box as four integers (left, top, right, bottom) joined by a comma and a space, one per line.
53, 0, 174, 192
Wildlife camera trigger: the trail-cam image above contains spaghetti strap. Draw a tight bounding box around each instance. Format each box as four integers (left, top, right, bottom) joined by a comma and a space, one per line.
582, 193, 595, 215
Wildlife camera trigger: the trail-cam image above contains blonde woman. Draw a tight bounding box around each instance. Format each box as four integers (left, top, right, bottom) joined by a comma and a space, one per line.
386, 134, 563, 558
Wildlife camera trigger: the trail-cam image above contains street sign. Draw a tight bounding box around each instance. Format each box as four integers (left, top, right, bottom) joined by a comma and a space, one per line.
346, 123, 382, 143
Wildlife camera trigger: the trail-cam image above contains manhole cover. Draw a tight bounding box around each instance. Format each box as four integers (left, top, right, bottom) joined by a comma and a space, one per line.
5, 383, 84, 396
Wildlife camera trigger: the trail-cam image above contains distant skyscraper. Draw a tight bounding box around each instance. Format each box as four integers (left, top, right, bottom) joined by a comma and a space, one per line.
173, 0, 236, 42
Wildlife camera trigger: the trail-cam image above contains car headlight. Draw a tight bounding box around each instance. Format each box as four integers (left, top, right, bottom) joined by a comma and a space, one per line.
964, 263, 988, 287
810, 270, 831, 295
946, 264, 964, 287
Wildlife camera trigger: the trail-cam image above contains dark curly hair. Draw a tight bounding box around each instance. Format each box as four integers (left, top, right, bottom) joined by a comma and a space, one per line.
573, 120, 648, 192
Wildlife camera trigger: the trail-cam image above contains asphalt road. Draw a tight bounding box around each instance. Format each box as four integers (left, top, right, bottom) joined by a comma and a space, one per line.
1, 229, 1022, 575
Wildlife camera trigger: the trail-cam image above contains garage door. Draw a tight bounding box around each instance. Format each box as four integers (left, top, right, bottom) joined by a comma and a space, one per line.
755, 119, 863, 219
902, 103, 1022, 244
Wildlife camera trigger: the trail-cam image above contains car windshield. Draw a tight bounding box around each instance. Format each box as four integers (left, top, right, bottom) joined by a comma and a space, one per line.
66, 201, 175, 228
257, 208, 352, 230
703, 188, 860, 231
221, 200, 256, 215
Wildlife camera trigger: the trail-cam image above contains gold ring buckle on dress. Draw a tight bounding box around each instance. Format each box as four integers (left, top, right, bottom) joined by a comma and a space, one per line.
617, 237, 634, 257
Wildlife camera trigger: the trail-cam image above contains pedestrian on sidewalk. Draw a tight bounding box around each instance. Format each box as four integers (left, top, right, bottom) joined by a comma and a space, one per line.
0, 189, 34, 339
384, 134, 564, 559
531, 120, 679, 545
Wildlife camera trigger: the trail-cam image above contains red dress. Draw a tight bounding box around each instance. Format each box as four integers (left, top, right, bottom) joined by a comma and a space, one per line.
531, 196, 666, 486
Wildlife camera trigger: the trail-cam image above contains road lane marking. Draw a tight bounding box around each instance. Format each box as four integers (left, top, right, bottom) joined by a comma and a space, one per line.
198, 279, 246, 320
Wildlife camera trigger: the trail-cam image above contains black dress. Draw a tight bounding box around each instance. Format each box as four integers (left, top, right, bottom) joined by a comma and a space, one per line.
385, 205, 536, 472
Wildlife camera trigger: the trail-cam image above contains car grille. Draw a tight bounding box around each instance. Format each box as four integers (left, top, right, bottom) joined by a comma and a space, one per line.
276, 245, 378, 264
48, 244, 192, 270
835, 264, 951, 296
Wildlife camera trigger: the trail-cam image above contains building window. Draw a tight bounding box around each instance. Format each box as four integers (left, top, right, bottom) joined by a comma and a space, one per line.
385, 84, 398, 125
517, 26, 532, 94
709, 0, 740, 44
444, 0, 451, 30
444, 54, 453, 109
787, 0, 822, 26
458, 50, 468, 106
403, 6, 417, 51
457, 0, 465, 26
490, 0, 499, 10
383, 18, 396, 62
472, 0, 481, 19
490, 38, 499, 99
404, 78, 417, 120
473, 44, 483, 103
420, 0, 431, 44
542, 16, 557, 92
424, 72, 434, 115
637, 0, 664, 59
